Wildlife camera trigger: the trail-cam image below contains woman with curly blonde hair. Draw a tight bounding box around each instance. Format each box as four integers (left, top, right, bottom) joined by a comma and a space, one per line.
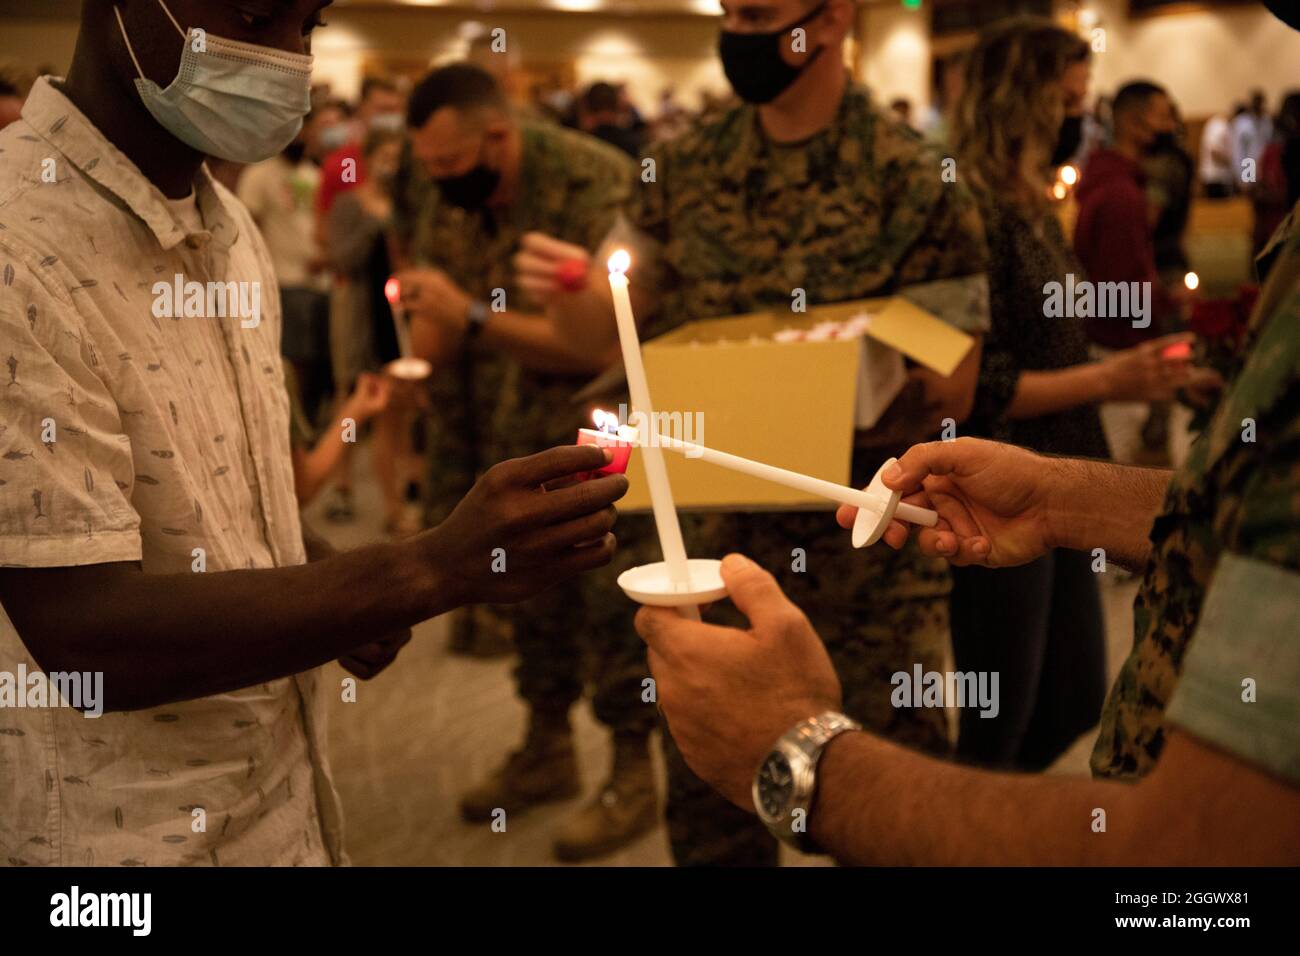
945, 18, 1195, 771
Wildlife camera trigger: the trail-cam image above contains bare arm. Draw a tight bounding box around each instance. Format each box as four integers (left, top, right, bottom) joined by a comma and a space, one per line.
812, 728, 1300, 865
1003, 362, 1109, 419
1045, 455, 1170, 569
0, 447, 627, 712
409, 307, 606, 375
0, 542, 440, 713
841, 439, 1170, 570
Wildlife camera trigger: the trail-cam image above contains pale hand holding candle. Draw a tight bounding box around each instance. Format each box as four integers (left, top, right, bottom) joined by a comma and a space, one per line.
607, 251, 714, 616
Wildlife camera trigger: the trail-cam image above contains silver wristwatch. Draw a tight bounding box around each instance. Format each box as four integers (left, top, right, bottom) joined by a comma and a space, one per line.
753, 711, 861, 853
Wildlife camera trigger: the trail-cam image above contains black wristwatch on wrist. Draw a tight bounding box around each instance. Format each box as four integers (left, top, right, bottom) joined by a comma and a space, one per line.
753, 711, 861, 854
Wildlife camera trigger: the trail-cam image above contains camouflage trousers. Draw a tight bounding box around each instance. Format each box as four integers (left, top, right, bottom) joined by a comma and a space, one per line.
511, 515, 659, 735
631, 508, 953, 866
470, 364, 655, 736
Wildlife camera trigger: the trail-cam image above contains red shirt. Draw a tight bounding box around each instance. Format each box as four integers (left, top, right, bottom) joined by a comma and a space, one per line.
315, 141, 365, 217
1073, 148, 1168, 348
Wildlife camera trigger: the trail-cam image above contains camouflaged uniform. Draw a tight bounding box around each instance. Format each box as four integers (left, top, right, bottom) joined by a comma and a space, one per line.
407, 120, 653, 731
1091, 202, 1300, 779
588, 87, 991, 865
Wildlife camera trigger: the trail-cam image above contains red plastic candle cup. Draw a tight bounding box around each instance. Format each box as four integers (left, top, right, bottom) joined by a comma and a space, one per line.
1161, 341, 1193, 361
556, 259, 588, 293
575, 428, 635, 480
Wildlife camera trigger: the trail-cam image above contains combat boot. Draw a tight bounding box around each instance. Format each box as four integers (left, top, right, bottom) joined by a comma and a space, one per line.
459, 712, 579, 822
552, 731, 658, 862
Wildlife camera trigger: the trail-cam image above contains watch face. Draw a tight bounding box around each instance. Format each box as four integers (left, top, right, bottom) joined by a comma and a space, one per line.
756, 751, 794, 819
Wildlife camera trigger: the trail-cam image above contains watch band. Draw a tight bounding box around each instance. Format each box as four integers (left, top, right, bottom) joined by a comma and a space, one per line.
753, 710, 861, 853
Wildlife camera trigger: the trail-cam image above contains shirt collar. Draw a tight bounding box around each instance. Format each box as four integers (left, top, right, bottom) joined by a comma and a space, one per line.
21, 77, 240, 254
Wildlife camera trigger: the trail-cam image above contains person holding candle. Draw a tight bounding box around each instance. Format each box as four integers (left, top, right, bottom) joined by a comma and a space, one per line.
945, 19, 1223, 772
395, 64, 663, 861
632, 0, 1300, 855
326, 127, 427, 536
518, 0, 992, 866
0, 0, 631, 867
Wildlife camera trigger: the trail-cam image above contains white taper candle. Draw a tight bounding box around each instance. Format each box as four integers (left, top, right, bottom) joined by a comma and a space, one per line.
607, 252, 700, 620
644, 431, 939, 527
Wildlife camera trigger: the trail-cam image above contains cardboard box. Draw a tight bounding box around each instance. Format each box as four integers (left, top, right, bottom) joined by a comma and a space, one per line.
618, 296, 973, 512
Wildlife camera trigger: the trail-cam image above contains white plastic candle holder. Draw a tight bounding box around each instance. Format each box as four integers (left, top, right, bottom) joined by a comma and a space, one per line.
618, 558, 727, 607
851, 456, 936, 549
384, 357, 432, 381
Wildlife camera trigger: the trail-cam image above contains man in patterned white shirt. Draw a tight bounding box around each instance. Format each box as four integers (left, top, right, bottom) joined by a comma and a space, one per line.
0, 0, 627, 866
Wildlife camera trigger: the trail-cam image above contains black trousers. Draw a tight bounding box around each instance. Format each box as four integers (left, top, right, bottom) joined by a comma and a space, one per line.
949, 549, 1107, 770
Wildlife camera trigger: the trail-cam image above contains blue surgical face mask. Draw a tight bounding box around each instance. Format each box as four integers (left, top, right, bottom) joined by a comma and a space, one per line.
114, 0, 314, 164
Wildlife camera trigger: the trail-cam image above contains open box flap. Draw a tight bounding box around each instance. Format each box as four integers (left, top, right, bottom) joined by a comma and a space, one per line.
860, 297, 975, 377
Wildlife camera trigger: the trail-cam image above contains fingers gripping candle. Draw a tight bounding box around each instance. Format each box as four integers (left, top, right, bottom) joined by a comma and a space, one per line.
607, 251, 701, 621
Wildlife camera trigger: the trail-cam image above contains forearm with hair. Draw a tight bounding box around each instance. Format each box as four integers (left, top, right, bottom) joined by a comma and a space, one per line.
481, 309, 608, 374
1046, 456, 1170, 569
811, 731, 1137, 866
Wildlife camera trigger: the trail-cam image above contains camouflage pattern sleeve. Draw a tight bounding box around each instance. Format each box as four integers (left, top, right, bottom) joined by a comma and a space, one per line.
873, 119, 991, 333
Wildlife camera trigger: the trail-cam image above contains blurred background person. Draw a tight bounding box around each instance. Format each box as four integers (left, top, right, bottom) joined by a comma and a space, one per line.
317, 76, 406, 238
1073, 80, 1183, 465
399, 64, 659, 860
1199, 106, 1235, 198
317, 76, 408, 524
239, 110, 333, 429
1232, 89, 1272, 190
576, 80, 644, 157
289, 372, 392, 507
950, 18, 1217, 771
1252, 91, 1300, 253
1144, 104, 1195, 292
327, 128, 426, 535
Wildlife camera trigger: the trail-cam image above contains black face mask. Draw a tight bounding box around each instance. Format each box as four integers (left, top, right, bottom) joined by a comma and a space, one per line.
1051, 114, 1083, 166
1147, 130, 1178, 155
719, 1, 829, 105
435, 145, 500, 211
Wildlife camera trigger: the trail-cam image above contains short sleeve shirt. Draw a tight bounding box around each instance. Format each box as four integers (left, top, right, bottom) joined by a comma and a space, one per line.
0, 79, 346, 866
1091, 201, 1300, 784
627, 86, 991, 341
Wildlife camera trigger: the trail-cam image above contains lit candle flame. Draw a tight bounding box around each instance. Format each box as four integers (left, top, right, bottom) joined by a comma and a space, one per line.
607, 249, 631, 276
1060, 164, 1079, 186
593, 408, 617, 433
1184, 271, 1200, 291
384, 277, 401, 305
1052, 182, 1068, 200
